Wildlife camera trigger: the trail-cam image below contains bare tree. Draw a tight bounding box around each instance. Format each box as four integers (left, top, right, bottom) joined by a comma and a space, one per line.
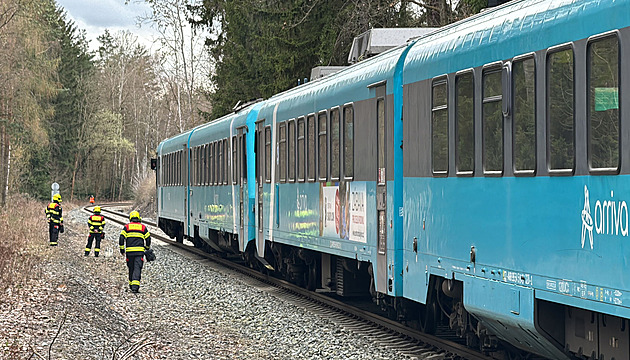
134, 0, 211, 132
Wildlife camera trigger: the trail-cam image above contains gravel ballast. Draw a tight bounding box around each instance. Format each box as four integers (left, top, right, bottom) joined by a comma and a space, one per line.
0, 206, 411, 359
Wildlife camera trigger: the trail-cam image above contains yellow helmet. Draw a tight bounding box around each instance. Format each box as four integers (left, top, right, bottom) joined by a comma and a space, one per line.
53, 193, 62, 202
129, 211, 141, 221
93, 206, 101, 213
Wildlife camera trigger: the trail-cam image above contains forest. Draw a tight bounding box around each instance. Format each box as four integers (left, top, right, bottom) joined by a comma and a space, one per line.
0, 0, 495, 206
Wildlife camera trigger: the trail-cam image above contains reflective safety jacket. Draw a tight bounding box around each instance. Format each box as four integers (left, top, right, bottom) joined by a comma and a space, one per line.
88, 214, 105, 233
119, 222, 151, 255
45, 202, 63, 224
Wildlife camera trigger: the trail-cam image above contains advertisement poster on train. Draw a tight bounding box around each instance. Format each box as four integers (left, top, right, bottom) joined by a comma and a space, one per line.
320, 182, 366, 242
321, 184, 339, 238
348, 183, 366, 243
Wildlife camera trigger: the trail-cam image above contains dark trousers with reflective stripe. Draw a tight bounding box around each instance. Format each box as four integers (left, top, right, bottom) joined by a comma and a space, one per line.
85, 233, 103, 256
126, 254, 144, 291
48, 223, 59, 245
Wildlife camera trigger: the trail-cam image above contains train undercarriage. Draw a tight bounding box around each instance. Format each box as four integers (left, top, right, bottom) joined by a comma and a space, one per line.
161, 220, 630, 360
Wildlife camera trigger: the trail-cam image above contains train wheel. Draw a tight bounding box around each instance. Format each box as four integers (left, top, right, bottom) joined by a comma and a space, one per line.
419, 301, 437, 335
306, 262, 317, 291
176, 227, 184, 243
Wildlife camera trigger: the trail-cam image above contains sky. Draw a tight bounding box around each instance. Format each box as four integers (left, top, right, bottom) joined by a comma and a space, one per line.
55, 0, 159, 53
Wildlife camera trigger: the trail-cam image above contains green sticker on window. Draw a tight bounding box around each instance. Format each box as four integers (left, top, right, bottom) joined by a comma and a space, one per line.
595, 87, 619, 111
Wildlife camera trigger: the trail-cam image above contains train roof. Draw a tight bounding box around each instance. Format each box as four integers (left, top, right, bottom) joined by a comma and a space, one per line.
257, 44, 407, 118
158, 130, 194, 154
158, 100, 263, 152
404, 0, 630, 83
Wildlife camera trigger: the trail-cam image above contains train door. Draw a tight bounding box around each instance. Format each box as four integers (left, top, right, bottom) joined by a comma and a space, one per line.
375, 85, 388, 293
186, 147, 192, 237
256, 121, 265, 248
237, 128, 246, 250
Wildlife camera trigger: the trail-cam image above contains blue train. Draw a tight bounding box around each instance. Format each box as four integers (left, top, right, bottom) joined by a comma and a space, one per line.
154, 0, 630, 358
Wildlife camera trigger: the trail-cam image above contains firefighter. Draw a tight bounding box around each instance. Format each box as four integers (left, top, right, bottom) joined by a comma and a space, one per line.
45, 193, 64, 246
85, 206, 105, 257
89, 195, 95, 204
119, 211, 151, 293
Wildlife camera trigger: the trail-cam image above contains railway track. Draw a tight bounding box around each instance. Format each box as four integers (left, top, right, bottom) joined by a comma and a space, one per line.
90, 205, 496, 360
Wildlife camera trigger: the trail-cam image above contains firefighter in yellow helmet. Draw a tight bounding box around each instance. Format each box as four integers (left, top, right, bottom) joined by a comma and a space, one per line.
85, 206, 105, 257
45, 193, 64, 246
119, 211, 151, 293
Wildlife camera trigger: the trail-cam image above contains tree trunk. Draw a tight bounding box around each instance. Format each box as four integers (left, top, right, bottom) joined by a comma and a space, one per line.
70, 152, 79, 201
118, 156, 125, 201
0, 123, 6, 207
4, 143, 10, 205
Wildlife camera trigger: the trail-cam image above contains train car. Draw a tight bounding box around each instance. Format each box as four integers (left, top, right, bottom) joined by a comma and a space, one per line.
400, 0, 630, 358
252, 47, 406, 292
156, 102, 262, 255
154, 0, 630, 358
156, 130, 191, 243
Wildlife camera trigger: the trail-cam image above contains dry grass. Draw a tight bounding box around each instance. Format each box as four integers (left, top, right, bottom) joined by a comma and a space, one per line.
133, 175, 157, 220
0, 195, 50, 295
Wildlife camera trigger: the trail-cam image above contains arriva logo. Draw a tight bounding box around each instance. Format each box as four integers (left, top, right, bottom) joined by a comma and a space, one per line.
581, 185, 629, 249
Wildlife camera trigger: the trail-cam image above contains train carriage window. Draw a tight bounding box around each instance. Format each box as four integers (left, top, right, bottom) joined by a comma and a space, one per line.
209, 143, 214, 185
297, 117, 305, 181
588, 35, 619, 172
331, 109, 340, 180
279, 122, 287, 183
307, 114, 316, 181
197, 146, 201, 185
513, 56, 536, 174
207, 144, 211, 185
343, 106, 354, 179
180, 150, 184, 185
201, 145, 205, 185
196, 147, 201, 185
265, 126, 271, 182
225, 139, 229, 185
201, 146, 204, 185
241, 134, 247, 184
482, 67, 503, 175
211, 142, 216, 185
217, 140, 224, 185
318, 112, 328, 181
216, 141, 221, 184
288, 119, 296, 181
432, 78, 448, 175
232, 136, 238, 185
164, 154, 168, 186
191, 148, 195, 185
196, 147, 200, 185
547, 47, 575, 172
456, 72, 474, 175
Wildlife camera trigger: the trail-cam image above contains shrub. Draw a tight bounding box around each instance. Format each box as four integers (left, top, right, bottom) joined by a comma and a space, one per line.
0, 195, 46, 295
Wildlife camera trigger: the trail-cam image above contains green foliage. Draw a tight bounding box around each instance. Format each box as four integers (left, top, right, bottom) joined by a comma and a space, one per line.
192, 0, 419, 119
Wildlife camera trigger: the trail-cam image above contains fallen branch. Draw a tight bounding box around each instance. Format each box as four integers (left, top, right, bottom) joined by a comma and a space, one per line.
48, 309, 68, 360
119, 339, 156, 360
